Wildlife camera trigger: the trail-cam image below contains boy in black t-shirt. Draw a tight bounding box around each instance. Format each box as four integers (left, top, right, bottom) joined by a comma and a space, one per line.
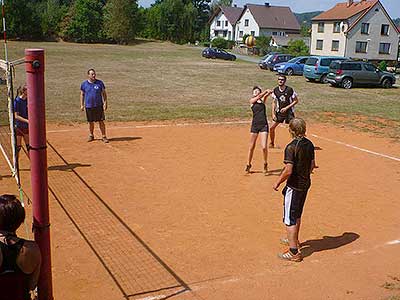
268, 75, 299, 148
273, 118, 317, 262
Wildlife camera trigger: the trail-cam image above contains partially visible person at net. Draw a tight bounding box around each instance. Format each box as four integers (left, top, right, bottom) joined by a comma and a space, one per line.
14, 85, 30, 162
0, 194, 41, 300
80, 69, 109, 143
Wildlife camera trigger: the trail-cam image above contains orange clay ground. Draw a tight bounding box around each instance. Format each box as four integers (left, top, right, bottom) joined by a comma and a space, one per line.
1, 121, 400, 300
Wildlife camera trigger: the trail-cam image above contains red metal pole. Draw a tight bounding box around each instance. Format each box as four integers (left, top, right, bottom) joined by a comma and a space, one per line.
25, 49, 53, 300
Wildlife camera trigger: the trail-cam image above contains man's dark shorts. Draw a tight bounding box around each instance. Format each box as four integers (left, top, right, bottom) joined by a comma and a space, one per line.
86, 106, 105, 122
275, 111, 294, 124
282, 186, 308, 226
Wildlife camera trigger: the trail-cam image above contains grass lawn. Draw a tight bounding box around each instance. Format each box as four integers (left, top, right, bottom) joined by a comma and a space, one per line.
5, 40, 400, 139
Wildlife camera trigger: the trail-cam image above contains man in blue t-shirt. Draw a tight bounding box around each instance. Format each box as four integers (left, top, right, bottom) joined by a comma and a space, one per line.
80, 69, 109, 143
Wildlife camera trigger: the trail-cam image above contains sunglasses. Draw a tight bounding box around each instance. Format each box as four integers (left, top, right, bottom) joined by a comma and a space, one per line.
278, 78, 286, 81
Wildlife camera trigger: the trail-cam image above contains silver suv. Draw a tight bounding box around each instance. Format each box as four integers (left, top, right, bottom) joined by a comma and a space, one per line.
327, 61, 396, 89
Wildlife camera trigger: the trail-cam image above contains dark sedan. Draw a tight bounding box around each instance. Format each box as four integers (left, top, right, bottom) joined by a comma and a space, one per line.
202, 48, 236, 61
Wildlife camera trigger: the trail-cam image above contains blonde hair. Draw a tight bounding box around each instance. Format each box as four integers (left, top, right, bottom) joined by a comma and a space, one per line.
289, 118, 306, 137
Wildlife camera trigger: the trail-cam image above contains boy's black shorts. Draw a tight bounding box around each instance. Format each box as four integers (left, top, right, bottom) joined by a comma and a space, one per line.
282, 186, 308, 226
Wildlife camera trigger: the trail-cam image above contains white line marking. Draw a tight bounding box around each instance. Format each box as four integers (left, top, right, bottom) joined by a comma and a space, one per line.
310, 134, 400, 162
47, 121, 400, 162
386, 240, 400, 245
136, 295, 167, 300
46, 121, 250, 133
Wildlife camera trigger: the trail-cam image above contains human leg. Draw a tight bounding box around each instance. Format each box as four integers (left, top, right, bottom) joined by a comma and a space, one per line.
88, 122, 94, 141
99, 121, 108, 143
259, 131, 268, 173
269, 122, 279, 147
246, 133, 258, 172
22, 133, 30, 159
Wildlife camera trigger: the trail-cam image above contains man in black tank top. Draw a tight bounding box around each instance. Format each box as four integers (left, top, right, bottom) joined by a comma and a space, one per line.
273, 118, 317, 262
268, 75, 299, 148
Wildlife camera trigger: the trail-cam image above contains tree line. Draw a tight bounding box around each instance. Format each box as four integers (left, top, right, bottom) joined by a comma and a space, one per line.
4, 0, 217, 44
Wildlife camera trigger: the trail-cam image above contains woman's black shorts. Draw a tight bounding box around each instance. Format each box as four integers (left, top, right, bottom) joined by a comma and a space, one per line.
86, 106, 105, 122
251, 123, 269, 133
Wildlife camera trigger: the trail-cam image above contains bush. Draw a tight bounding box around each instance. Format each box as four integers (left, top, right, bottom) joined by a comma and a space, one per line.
378, 61, 387, 71
211, 37, 229, 49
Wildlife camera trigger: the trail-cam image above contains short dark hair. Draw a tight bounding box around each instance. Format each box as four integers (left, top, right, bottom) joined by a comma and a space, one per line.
253, 86, 262, 93
0, 194, 25, 232
87, 68, 96, 74
277, 75, 287, 81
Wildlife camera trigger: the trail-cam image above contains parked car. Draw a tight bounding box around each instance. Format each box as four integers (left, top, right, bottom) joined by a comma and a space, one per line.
273, 56, 309, 76
202, 48, 236, 61
258, 54, 275, 69
327, 60, 396, 89
303, 56, 348, 83
261, 54, 293, 71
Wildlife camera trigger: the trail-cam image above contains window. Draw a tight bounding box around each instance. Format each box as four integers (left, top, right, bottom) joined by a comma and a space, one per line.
225, 21, 228, 27
245, 19, 249, 27
361, 23, 369, 34
364, 64, 376, 72
217, 21, 221, 27
316, 40, 323, 50
251, 31, 255, 36
355, 41, 367, 53
272, 32, 277, 36
331, 40, 339, 51
320, 58, 333, 67
239, 31, 243, 38
223, 31, 227, 37
333, 22, 341, 33
318, 22, 325, 33
381, 24, 389, 35
379, 43, 391, 54
341, 63, 362, 71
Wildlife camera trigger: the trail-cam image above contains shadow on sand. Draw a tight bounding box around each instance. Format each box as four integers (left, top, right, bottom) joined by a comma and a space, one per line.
301, 232, 360, 259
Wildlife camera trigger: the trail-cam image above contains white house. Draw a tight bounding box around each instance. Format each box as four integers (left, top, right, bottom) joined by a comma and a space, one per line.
235, 3, 301, 42
209, 6, 242, 41
311, 0, 400, 61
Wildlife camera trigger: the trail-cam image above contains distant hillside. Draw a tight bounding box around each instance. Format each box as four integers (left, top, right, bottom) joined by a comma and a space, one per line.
295, 11, 323, 26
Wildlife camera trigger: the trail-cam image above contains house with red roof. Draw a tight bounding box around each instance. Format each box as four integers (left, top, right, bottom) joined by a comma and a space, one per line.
311, 0, 400, 61
209, 6, 243, 41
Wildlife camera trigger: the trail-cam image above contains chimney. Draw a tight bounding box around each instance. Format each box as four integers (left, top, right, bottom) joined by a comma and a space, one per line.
347, 0, 354, 7
265, 2, 270, 7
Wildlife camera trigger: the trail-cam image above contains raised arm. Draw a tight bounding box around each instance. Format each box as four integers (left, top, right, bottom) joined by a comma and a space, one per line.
249, 89, 271, 105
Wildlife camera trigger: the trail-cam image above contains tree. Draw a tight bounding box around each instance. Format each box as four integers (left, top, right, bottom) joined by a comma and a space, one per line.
103, 0, 139, 44
192, 0, 211, 40
61, 0, 105, 43
286, 39, 309, 56
210, 0, 232, 13
39, 0, 69, 39
5, 0, 43, 39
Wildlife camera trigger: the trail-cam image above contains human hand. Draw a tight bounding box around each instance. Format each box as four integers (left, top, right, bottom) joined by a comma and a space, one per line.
80, 105, 84, 111
272, 115, 277, 122
280, 107, 287, 113
103, 103, 108, 111
273, 182, 280, 191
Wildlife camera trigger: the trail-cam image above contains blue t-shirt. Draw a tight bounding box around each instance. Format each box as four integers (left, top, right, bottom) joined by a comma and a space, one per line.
14, 96, 28, 129
80, 79, 105, 108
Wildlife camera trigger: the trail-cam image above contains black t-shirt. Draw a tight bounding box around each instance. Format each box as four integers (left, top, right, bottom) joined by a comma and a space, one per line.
284, 137, 315, 191
273, 86, 295, 114
251, 100, 268, 126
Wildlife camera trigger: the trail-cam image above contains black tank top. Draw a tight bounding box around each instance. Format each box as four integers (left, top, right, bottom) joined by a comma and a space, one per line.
0, 236, 30, 300
251, 100, 268, 126
273, 86, 294, 113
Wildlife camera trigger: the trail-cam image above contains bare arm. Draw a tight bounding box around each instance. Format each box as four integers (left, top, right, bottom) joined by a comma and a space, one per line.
280, 95, 299, 113
249, 89, 271, 105
271, 99, 277, 121
273, 163, 293, 191
17, 241, 42, 291
80, 91, 85, 111
14, 112, 29, 124
102, 90, 107, 110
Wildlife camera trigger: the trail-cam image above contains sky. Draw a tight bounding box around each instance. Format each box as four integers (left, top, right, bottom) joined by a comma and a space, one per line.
138, 0, 400, 18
